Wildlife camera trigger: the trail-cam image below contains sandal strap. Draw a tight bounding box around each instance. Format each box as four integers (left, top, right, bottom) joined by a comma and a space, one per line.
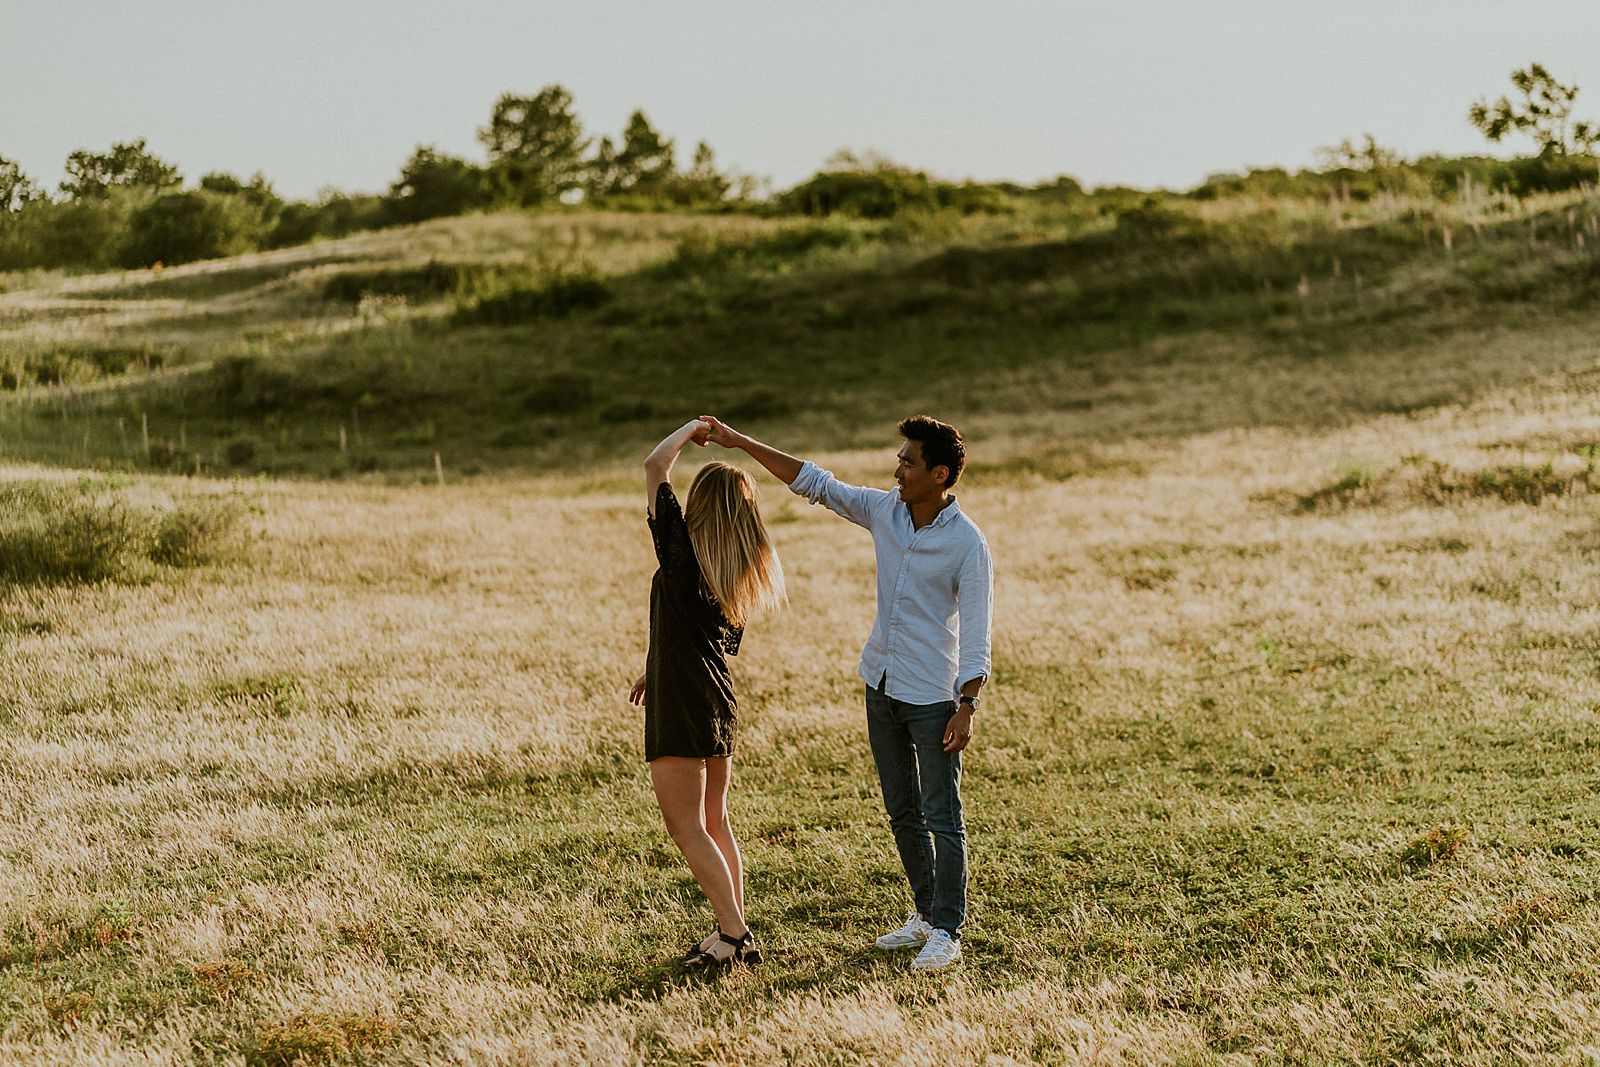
717, 929, 753, 948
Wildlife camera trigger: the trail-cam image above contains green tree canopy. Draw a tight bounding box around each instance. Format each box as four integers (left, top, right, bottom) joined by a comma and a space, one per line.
60, 139, 181, 199
1315, 133, 1404, 172
199, 171, 284, 216
0, 155, 41, 212
1470, 64, 1599, 157
386, 146, 488, 223
667, 140, 730, 204
586, 136, 623, 198
616, 110, 675, 194
478, 86, 588, 205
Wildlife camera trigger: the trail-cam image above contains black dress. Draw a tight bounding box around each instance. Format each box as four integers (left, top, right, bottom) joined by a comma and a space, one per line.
645, 482, 743, 761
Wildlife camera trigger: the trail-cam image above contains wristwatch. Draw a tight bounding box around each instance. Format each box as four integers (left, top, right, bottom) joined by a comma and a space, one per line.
958, 694, 979, 711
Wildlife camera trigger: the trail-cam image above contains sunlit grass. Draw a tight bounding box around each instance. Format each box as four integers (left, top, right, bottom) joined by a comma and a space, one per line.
0, 359, 1597, 1059
1, 198, 1600, 1060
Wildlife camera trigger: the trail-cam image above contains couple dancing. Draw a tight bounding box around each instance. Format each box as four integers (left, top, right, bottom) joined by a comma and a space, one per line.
628, 413, 993, 973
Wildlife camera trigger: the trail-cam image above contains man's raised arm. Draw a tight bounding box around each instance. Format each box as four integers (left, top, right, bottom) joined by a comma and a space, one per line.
699, 415, 802, 484
700, 415, 888, 530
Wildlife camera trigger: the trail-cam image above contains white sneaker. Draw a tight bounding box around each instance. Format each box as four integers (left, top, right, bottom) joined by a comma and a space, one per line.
910, 929, 962, 971
874, 911, 933, 951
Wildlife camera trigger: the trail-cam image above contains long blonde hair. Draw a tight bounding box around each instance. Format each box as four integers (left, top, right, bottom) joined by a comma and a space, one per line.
685, 462, 786, 627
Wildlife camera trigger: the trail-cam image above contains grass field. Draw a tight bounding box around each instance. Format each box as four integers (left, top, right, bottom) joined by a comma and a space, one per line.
2, 196, 1600, 1063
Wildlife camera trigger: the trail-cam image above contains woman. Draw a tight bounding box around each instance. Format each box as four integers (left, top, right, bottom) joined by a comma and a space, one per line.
628, 418, 786, 968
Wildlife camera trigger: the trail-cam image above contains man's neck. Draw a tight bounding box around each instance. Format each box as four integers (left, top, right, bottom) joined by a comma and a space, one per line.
908, 492, 953, 530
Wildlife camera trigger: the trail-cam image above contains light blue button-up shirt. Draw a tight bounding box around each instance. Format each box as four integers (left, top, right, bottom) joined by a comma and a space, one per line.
788, 461, 993, 705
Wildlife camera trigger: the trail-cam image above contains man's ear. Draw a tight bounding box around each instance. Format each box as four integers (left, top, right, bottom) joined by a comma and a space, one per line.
932, 465, 951, 488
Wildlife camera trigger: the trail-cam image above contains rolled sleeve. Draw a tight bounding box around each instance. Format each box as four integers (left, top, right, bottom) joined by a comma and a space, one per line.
787, 460, 890, 530
955, 537, 994, 692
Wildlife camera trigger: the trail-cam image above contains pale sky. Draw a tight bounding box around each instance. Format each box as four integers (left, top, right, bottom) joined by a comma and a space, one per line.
4, 1, 1598, 200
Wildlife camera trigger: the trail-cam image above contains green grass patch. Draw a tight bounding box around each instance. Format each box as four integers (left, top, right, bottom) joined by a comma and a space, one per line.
452, 265, 612, 325
321, 260, 487, 303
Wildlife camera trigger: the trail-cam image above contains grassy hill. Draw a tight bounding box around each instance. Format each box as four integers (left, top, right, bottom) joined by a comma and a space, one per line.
2, 194, 1600, 1062
3, 189, 1598, 478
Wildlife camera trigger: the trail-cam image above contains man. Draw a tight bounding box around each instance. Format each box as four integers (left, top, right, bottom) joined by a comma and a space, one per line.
699, 413, 993, 972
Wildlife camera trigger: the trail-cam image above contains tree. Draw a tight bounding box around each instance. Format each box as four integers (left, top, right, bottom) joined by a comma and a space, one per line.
478, 86, 588, 205
1470, 63, 1599, 157
665, 141, 730, 205
385, 146, 487, 223
1315, 133, 1404, 172
586, 136, 623, 199
615, 110, 675, 194
199, 171, 285, 219
0, 155, 41, 212
59, 139, 181, 199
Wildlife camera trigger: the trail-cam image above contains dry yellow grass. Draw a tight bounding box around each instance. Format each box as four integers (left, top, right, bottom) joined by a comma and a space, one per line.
2, 332, 1600, 1060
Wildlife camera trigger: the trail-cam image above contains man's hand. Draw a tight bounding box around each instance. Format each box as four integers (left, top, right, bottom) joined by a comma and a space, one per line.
698, 415, 744, 449
696, 415, 803, 483
628, 673, 647, 706
943, 707, 974, 752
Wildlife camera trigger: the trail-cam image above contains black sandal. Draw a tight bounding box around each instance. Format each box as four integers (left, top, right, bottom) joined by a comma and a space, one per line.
684, 929, 762, 969
684, 929, 720, 964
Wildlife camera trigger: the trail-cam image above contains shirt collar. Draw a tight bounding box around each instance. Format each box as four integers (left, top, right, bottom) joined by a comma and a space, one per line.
902, 493, 962, 527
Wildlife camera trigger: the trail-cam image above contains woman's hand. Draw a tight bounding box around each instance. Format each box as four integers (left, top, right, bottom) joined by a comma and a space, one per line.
698, 415, 743, 449
628, 673, 647, 706
686, 419, 713, 447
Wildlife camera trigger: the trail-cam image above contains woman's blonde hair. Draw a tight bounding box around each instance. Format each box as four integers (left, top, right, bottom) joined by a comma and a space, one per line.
685, 461, 786, 627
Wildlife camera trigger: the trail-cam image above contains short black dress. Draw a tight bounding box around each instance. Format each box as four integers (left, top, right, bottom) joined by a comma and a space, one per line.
645, 482, 743, 761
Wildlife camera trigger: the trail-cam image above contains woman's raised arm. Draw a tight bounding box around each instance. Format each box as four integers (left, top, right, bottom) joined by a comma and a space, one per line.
644, 419, 712, 516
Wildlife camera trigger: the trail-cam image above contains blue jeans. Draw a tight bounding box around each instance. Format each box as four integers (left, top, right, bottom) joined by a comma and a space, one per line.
865, 682, 967, 937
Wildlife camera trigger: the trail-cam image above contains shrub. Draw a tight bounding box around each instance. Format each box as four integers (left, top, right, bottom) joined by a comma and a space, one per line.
1114, 199, 1200, 240
779, 167, 941, 218
0, 480, 250, 583
118, 190, 265, 268
384, 146, 489, 224
0, 482, 144, 582
153, 496, 250, 566
0, 193, 137, 270
935, 181, 1015, 215
0, 343, 171, 389
1506, 153, 1600, 195
265, 193, 387, 248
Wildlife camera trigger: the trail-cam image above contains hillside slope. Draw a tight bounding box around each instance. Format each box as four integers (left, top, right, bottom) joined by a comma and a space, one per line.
1, 193, 1597, 478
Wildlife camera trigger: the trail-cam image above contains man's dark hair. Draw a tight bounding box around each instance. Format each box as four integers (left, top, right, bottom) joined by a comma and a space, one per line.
898, 415, 966, 488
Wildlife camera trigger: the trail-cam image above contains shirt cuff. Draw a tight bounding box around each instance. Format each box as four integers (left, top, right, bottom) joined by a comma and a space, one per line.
786, 460, 817, 494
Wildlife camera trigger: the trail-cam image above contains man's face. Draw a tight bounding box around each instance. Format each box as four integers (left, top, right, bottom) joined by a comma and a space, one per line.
895, 439, 946, 504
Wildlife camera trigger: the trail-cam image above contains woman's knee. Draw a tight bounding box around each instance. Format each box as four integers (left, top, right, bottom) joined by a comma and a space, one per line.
661, 809, 706, 844
703, 804, 733, 835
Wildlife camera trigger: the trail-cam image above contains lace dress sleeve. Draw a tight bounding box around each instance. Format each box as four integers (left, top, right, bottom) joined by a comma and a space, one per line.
647, 482, 695, 574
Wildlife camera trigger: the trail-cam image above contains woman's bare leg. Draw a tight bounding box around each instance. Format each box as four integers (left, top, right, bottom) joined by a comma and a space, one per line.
651, 756, 747, 936
703, 757, 744, 915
